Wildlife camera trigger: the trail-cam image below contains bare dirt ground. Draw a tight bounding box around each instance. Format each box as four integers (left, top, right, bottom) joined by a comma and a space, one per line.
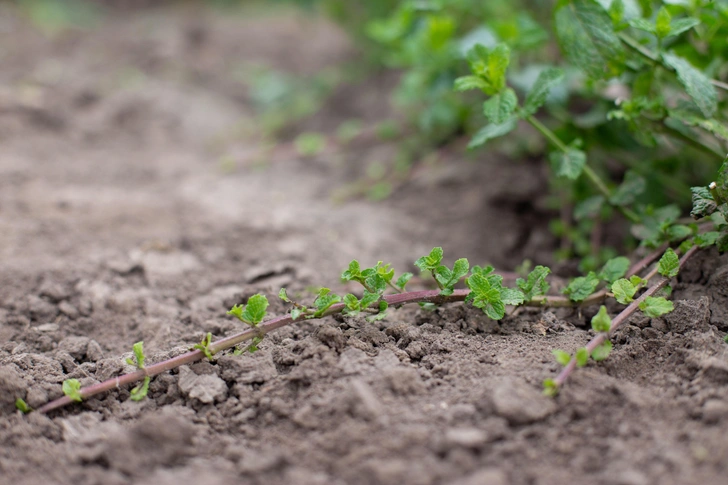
1, 4, 728, 485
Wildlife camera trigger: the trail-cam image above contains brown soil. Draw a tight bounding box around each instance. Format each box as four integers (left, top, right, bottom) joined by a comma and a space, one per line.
1, 4, 728, 485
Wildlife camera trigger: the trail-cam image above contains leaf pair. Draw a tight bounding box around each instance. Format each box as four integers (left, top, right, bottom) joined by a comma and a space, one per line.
414, 247, 469, 296
227, 294, 269, 327
466, 266, 524, 320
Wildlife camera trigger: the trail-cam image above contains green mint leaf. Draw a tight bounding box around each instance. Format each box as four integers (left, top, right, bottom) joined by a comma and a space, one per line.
655, 6, 672, 38
628, 18, 655, 33
415, 247, 444, 272
483, 88, 518, 125
454, 75, 489, 92
666, 224, 693, 242
666, 17, 699, 38
612, 278, 636, 304
468, 119, 518, 149
341, 260, 363, 283
591, 340, 613, 361
395, 272, 413, 290
242, 294, 269, 326
679, 239, 695, 254
516, 265, 551, 300
375, 262, 395, 283
130, 341, 145, 369
62, 379, 83, 403
360, 290, 380, 310
695, 231, 720, 248
639, 296, 674, 318
662, 53, 717, 119
575, 347, 589, 367
591, 305, 612, 332
15, 398, 32, 413
129, 376, 150, 402
523, 67, 564, 117
500, 287, 526, 306
466, 272, 506, 320
290, 308, 303, 320
608, 0, 624, 26
690, 186, 717, 219
554, 0, 625, 79
629, 275, 645, 287
549, 148, 587, 180
543, 378, 559, 396
227, 304, 245, 322
657, 248, 680, 278
343, 294, 360, 315
313, 288, 341, 317
193, 332, 215, 360
364, 273, 387, 294
278, 288, 291, 303
563, 271, 600, 302
599, 256, 630, 284
610, 171, 645, 206
552, 349, 572, 366
487, 43, 511, 92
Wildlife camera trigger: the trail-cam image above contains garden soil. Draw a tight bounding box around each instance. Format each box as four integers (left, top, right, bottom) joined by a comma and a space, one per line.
1, 5, 728, 485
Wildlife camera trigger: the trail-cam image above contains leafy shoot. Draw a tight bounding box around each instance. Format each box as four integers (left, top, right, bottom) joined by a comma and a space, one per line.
193, 332, 215, 361
62, 379, 83, 403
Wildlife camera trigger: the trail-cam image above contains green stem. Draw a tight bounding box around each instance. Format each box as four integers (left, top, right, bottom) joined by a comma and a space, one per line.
527, 116, 641, 224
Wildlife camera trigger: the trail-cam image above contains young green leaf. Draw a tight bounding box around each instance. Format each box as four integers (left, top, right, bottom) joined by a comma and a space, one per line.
695, 231, 720, 248
129, 376, 150, 402
341, 260, 363, 283
591, 340, 613, 361
395, 272, 413, 290
666, 225, 693, 242
313, 288, 342, 317
554, 0, 625, 79
483, 88, 518, 125
126, 341, 146, 369
414, 247, 444, 273
639, 296, 674, 317
343, 293, 361, 315
657, 248, 679, 278
359, 290, 381, 310
629, 275, 645, 287
62, 379, 83, 403
15, 398, 32, 413
499, 287, 526, 306
612, 278, 636, 304
522, 67, 564, 117
516, 265, 551, 300
487, 43, 511, 92
290, 308, 304, 320
435, 258, 470, 295
552, 349, 572, 366
662, 53, 717, 119
575, 347, 589, 367
466, 272, 506, 320
468, 119, 518, 149
599, 256, 630, 284
228, 294, 269, 327
278, 288, 292, 303
453, 75, 489, 92
591, 305, 612, 332
193, 332, 215, 360
563, 271, 600, 302
549, 148, 587, 180
655, 6, 672, 38
666, 18, 700, 38
543, 378, 559, 397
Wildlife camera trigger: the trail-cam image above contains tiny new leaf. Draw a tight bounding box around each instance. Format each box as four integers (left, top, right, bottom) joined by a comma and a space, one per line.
550, 148, 587, 180
15, 398, 32, 413
563, 271, 600, 302
468, 119, 518, 149
483, 88, 518, 125
575, 347, 589, 367
313, 288, 342, 317
639, 296, 674, 318
611, 278, 636, 304
278, 288, 291, 303
415, 247, 444, 273
517, 265, 551, 300
129, 376, 150, 402
657, 248, 679, 278
395, 272, 413, 290
591, 305, 612, 333
543, 378, 559, 397
63, 379, 83, 403
591, 340, 613, 361
522, 67, 564, 117
599, 256, 630, 284
125, 341, 146, 369
552, 349, 572, 366
193, 332, 215, 360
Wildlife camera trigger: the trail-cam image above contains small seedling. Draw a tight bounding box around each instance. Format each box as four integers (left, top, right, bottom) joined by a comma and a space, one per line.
193, 332, 215, 361
62, 379, 83, 403
15, 398, 32, 414
126, 341, 150, 402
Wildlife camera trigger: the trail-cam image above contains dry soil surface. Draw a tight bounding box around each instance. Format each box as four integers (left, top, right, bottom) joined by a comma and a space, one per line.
1, 5, 728, 485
